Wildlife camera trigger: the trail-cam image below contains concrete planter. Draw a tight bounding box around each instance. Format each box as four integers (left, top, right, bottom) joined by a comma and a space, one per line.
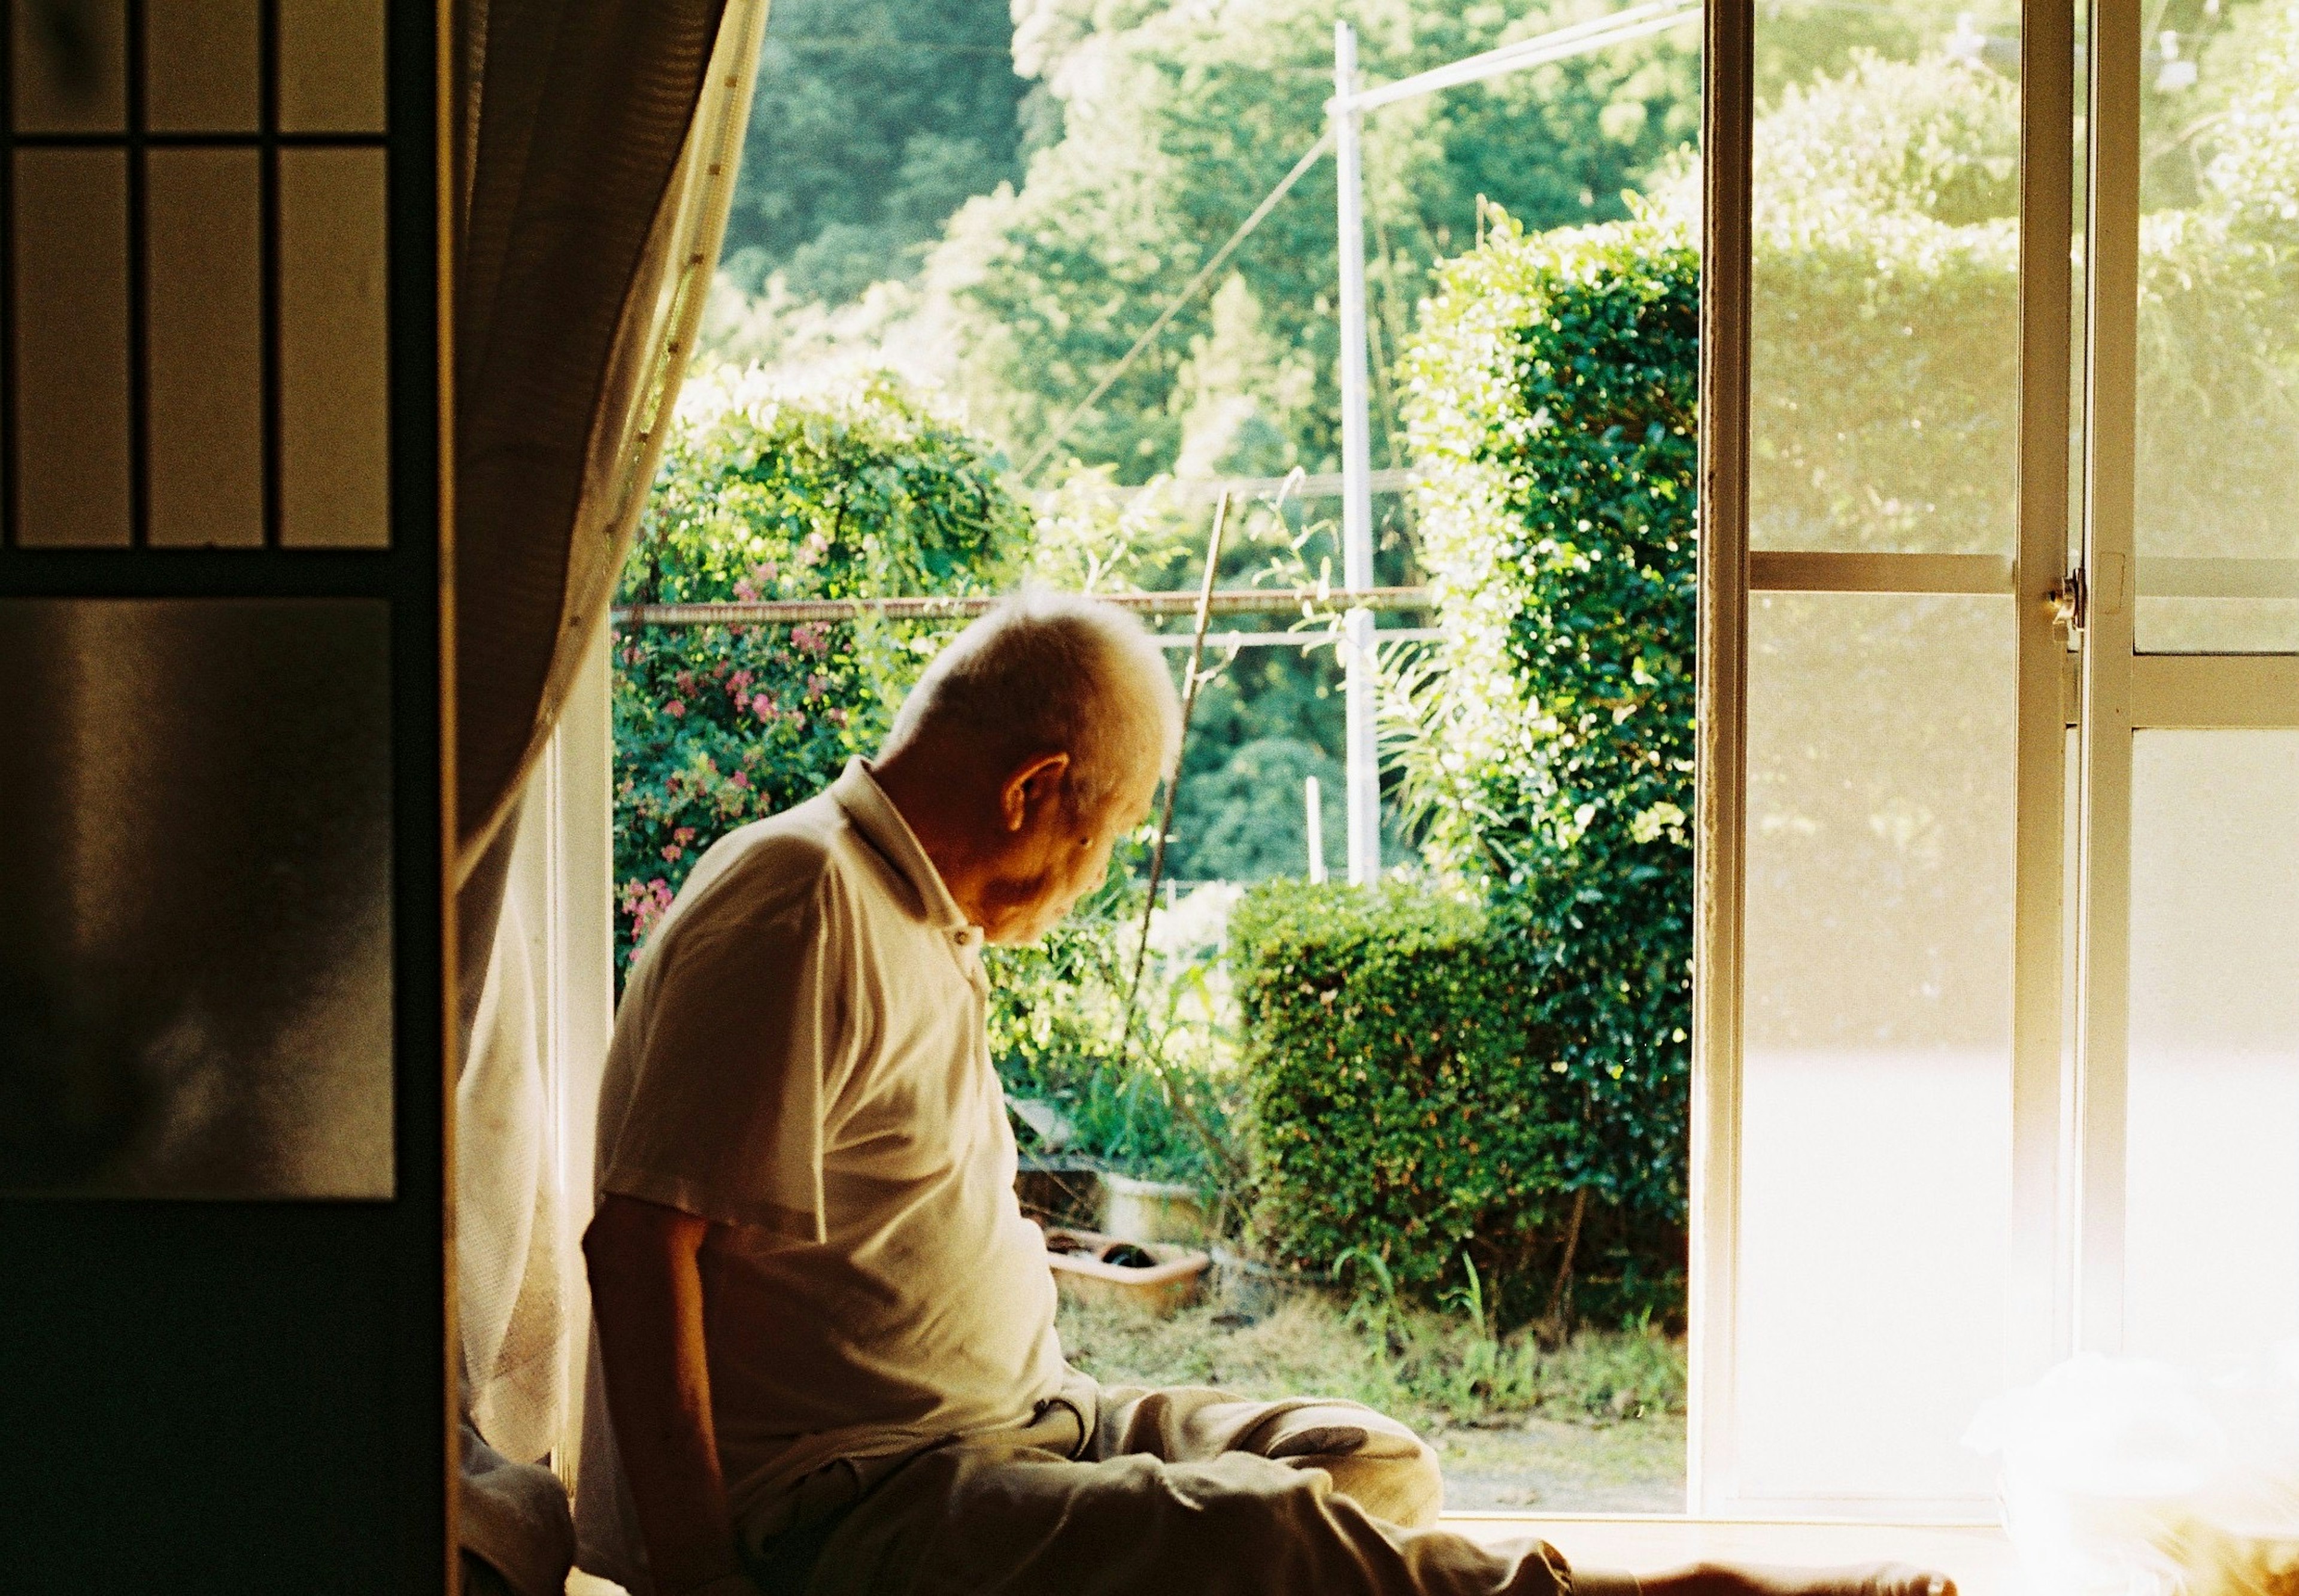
1042, 1226, 1211, 1315
1101, 1173, 1209, 1245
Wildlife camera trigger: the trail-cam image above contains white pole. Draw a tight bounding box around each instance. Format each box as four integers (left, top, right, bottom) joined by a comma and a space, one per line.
1305, 775, 1327, 883
1333, 20, 1381, 887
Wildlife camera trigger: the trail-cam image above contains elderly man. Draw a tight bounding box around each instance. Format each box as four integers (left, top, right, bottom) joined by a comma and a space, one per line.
577, 594, 1952, 1596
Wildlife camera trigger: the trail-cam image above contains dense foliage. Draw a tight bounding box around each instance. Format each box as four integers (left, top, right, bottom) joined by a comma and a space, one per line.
1391, 211, 1699, 1231
721, 0, 1027, 304
928, 0, 1699, 483
1233, 883, 1679, 1330
611, 370, 1029, 973
987, 868, 1241, 1185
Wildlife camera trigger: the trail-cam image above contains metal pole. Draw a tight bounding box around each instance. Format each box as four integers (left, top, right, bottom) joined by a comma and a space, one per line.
1305, 775, 1327, 883
1333, 20, 1381, 886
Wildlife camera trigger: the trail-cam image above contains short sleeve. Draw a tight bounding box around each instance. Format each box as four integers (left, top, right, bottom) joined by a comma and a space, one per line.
600, 848, 854, 1242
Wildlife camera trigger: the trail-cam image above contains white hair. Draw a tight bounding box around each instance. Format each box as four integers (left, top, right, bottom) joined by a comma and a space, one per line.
884, 590, 1183, 812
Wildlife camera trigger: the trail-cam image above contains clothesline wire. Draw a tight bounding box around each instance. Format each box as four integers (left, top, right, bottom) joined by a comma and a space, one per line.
1015, 131, 1335, 483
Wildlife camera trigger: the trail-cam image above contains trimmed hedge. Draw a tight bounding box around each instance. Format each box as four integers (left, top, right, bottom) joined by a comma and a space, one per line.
1233, 882, 1679, 1327
1394, 211, 1699, 1239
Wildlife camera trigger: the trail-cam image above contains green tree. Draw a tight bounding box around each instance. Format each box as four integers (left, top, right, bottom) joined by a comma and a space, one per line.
927, 0, 1700, 483
723, 0, 1027, 303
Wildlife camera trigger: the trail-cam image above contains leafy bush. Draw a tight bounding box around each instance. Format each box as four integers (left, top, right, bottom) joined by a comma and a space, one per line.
611, 368, 1030, 975
1233, 882, 1675, 1329
984, 863, 1242, 1186
1392, 211, 1699, 1237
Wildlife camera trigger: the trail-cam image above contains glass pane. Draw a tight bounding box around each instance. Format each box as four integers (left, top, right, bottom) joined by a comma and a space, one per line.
13, 148, 131, 547
277, 0, 386, 133
1740, 593, 2016, 1504
0, 599, 395, 1199
279, 147, 390, 548
1750, 0, 2021, 554
12, 0, 126, 132
2125, 731, 2299, 1364
148, 147, 265, 547
146, 0, 261, 132
2133, 2, 2299, 651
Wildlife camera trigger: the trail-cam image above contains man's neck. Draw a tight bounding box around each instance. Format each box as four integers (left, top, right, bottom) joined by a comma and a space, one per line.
868, 744, 996, 924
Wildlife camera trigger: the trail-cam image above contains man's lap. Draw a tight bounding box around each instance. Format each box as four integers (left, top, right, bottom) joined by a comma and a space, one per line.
744, 1378, 1566, 1596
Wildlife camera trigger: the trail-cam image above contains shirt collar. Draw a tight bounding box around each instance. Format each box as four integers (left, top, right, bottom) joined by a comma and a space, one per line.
831, 758, 973, 934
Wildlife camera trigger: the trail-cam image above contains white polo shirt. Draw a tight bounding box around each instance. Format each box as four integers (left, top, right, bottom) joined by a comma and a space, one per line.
575, 760, 1064, 1591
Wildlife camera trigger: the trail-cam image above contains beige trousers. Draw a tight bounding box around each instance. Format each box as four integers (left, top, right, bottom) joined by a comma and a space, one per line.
755, 1373, 1578, 1596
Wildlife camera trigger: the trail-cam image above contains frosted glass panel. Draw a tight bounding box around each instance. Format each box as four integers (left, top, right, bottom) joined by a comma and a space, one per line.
147, 147, 265, 547
2132, 7, 2299, 653
13, 148, 130, 547
145, 0, 261, 131
279, 147, 390, 547
13, 0, 126, 132
1749, 0, 2020, 554
0, 600, 395, 1199
278, 0, 387, 132
1739, 593, 2016, 1504
2125, 732, 2299, 1365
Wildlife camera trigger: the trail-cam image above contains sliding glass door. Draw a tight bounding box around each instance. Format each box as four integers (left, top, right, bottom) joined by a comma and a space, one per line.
1694, 0, 2299, 1519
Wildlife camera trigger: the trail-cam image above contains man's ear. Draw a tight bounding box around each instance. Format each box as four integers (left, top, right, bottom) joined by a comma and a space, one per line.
999, 752, 1071, 833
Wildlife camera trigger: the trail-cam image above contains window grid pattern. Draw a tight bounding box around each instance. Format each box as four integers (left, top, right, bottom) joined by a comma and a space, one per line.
4, 0, 389, 550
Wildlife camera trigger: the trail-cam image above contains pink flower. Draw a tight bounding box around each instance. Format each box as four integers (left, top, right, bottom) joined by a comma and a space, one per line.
664, 699, 686, 718
662, 843, 684, 863
791, 623, 830, 658
827, 707, 849, 729
751, 697, 776, 723
621, 876, 678, 943
729, 670, 754, 692
672, 827, 696, 843
805, 673, 830, 700
733, 579, 757, 602
729, 772, 750, 790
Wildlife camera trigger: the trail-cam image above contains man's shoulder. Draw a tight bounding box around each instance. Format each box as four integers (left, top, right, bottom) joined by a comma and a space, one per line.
685, 793, 853, 911
675, 789, 907, 933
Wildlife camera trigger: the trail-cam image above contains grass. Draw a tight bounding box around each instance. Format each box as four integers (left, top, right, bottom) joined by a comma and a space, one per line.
1056, 1276, 1688, 1513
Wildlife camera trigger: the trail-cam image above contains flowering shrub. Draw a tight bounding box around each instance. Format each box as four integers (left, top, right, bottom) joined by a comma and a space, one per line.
612, 368, 1030, 975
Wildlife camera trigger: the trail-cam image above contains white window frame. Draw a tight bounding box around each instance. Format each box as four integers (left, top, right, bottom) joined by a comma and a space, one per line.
1691, 0, 2299, 1521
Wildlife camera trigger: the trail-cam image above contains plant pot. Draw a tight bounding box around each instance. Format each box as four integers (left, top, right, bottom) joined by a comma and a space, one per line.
1041, 1225, 1210, 1315
1100, 1173, 1208, 1245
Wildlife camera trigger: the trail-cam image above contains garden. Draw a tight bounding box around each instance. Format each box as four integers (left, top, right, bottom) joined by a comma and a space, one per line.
612, 204, 1699, 1504
612, 0, 2298, 1512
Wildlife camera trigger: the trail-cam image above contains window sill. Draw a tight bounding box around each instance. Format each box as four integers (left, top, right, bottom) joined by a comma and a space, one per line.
1442, 1516, 2018, 1596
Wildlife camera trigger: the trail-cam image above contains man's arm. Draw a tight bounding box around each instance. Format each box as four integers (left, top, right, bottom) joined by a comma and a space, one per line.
583, 1193, 755, 1596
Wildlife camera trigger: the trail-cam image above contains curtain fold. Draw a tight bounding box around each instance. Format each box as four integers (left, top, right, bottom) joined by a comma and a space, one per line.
449, 2, 769, 1589
453, 0, 767, 888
